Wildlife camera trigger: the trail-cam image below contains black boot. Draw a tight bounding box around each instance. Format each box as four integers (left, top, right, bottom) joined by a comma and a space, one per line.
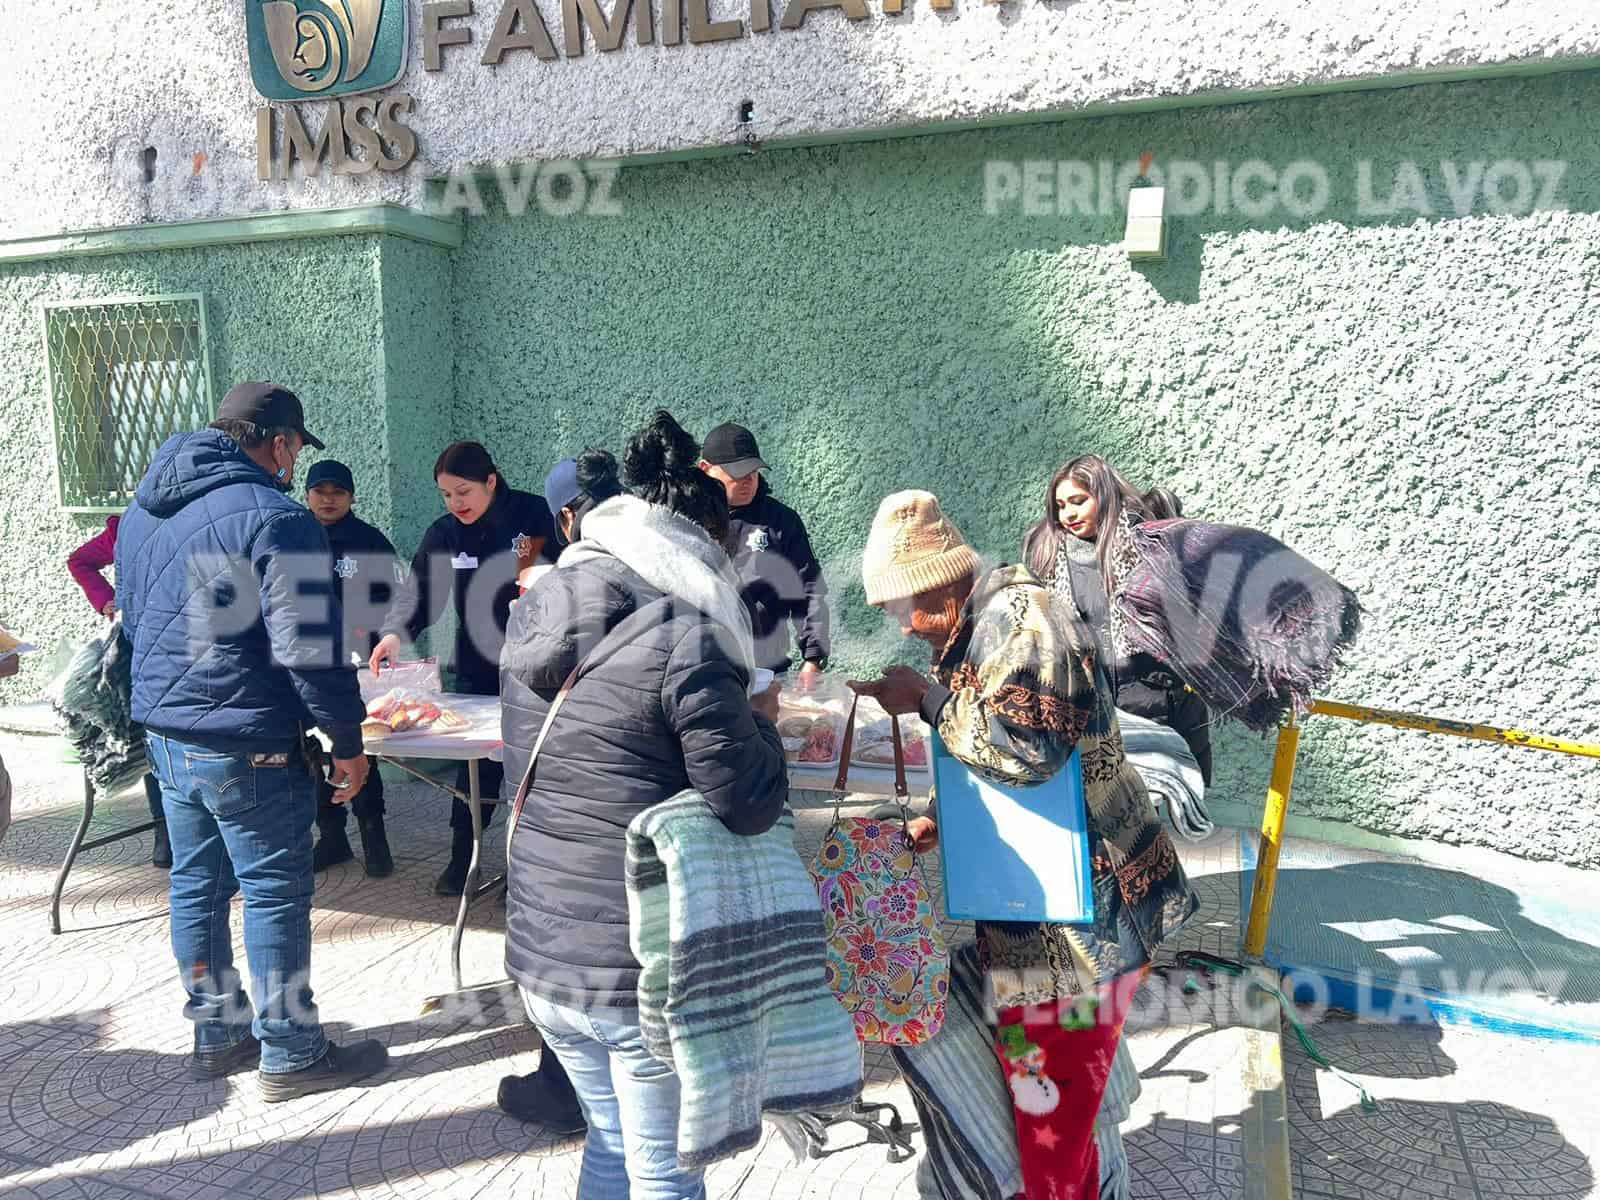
359, 814, 394, 878
312, 825, 354, 873
258, 1039, 390, 1103
190, 1032, 260, 1079
496, 1051, 585, 1135
151, 823, 173, 870
434, 823, 475, 896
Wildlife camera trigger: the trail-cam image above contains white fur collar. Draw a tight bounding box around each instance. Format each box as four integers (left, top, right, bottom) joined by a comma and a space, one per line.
560, 494, 756, 672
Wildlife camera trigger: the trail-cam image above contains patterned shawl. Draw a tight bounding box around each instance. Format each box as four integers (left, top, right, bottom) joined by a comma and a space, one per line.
930, 566, 1199, 1008
625, 792, 861, 1169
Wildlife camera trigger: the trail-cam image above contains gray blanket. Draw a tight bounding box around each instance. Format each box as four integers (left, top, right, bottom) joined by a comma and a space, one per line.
1116, 708, 1213, 843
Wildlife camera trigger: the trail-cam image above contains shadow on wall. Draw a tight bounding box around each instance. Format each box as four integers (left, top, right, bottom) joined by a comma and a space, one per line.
443, 69, 1600, 862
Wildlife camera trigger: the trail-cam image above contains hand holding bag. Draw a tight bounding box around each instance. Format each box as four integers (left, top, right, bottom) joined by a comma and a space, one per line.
808, 696, 949, 1045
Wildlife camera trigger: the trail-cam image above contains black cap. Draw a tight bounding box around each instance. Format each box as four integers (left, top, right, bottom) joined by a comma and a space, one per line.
701, 423, 767, 478
216, 381, 326, 451
306, 459, 355, 494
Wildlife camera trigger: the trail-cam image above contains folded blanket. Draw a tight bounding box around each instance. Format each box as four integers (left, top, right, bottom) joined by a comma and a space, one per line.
1116, 708, 1213, 843
626, 792, 862, 1170
47, 624, 148, 795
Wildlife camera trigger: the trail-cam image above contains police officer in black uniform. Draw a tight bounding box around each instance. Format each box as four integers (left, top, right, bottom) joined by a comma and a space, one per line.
371, 442, 557, 895
699, 423, 830, 685
305, 460, 401, 876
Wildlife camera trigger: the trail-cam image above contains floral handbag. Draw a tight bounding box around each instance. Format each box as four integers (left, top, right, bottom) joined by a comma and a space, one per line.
809, 697, 949, 1046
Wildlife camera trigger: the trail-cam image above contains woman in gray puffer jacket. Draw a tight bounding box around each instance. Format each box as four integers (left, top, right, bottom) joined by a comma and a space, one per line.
499, 411, 788, 1200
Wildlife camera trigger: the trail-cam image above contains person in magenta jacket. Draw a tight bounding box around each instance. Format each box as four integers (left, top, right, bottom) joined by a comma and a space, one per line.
67, 516, 120, 618
66, 516, 170, 868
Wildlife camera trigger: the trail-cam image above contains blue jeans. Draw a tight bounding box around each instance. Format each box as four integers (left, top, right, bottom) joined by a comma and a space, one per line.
521, 990, 705, 1200
146, 732, 327, 1074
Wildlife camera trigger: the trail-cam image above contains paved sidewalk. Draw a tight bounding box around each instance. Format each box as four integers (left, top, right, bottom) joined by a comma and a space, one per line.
1286, 1016, 1600, 1199
24, 720, 1596, 1200
0, 726, 1265, 1199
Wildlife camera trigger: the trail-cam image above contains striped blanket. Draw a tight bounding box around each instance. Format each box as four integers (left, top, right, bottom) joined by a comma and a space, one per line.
626, 792, 863, 1170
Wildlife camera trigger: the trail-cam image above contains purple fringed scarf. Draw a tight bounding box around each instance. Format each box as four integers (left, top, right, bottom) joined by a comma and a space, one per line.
1112, 520, 1361, 733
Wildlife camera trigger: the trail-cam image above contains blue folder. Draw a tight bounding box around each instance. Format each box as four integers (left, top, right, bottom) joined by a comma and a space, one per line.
932, 735, 1095, 925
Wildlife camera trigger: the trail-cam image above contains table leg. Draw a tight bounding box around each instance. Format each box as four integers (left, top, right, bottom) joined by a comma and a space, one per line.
449, 758, 484, 993
50, 772, 96, 935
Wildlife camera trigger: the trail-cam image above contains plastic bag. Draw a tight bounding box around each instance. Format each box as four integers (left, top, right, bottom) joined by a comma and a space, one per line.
362, 682, 469, 737
46, 622, 148, 795
775, 674, 851, 767
356, 658, 441, 705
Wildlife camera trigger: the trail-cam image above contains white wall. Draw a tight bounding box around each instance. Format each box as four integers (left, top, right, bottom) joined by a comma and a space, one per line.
1, 0, 1596, 238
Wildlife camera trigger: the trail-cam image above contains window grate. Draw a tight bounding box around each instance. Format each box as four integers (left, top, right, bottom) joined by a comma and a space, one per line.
42, 294, 213, 512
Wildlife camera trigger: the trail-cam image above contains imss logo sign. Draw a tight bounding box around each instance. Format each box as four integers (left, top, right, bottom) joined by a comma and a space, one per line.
249, 0, 419, 179
247, 0, 408, 100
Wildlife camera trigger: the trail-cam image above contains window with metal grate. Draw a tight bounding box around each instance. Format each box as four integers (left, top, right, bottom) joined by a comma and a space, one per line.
41, 294, 214, 512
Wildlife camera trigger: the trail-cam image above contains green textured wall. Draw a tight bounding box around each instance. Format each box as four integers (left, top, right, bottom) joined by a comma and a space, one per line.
0, 237, 393, 694
450, 70, 1600, 864
379, 239, 456, 542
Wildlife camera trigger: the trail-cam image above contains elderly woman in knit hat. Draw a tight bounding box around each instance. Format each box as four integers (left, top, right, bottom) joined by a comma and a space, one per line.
851, 490, 1198, 1200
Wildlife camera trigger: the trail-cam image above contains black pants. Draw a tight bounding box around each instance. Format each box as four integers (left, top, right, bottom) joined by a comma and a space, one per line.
143, 772, 166, 827
315, 755, 386, 831
449, 760, 503, 835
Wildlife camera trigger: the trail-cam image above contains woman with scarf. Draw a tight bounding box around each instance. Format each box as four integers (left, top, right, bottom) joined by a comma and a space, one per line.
851, 491, 1198, 1200
1023, 456, 1215, 785
499, 411, 788, 1199
369, 441, 558, 895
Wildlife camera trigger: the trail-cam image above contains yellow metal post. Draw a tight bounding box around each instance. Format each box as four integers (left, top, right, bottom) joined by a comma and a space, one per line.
1244, 717, 1301, 959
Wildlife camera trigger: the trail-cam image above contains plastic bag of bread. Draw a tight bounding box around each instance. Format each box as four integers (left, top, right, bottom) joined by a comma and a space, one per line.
363, 687, 470, 737
849, 694, 931, 768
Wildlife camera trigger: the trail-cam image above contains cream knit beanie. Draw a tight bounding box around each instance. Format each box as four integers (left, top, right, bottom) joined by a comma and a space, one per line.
861, 490, 982, 606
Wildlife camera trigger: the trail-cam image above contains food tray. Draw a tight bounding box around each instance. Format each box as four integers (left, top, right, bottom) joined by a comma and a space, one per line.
849, 694, 931, 769
774, 676, 849, 771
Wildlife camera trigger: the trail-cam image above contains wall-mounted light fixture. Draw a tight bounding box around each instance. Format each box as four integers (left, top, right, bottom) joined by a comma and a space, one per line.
1125, 184, 1166, 262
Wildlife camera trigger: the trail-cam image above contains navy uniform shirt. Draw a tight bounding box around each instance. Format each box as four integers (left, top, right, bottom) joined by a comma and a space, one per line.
322, 511, 400, 662
383, 486, 556, 695
725, 478, 830, 673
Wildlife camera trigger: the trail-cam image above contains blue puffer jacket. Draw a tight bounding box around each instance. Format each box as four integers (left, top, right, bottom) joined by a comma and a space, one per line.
115, 430, 365, 759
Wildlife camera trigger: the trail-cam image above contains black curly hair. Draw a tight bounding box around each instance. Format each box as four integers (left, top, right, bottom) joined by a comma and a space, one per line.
573, 447, 623, 505
623, 410, 730, 542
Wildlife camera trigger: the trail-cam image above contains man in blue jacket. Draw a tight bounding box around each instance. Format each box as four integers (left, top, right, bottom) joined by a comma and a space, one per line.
116, 382, 388, 1101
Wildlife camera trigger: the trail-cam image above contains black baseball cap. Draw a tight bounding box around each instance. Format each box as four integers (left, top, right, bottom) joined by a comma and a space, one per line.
306, 459, 355, 494
701, 423, 767, 479
216, 381, 326, 450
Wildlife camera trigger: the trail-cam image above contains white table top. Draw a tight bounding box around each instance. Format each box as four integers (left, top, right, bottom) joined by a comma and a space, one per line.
339, 694, 935, 792
787, 760, 932, 798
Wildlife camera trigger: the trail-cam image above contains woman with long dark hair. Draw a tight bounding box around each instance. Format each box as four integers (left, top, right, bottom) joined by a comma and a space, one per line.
1022, 455, 1213, 783
371, 441, 557, 894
